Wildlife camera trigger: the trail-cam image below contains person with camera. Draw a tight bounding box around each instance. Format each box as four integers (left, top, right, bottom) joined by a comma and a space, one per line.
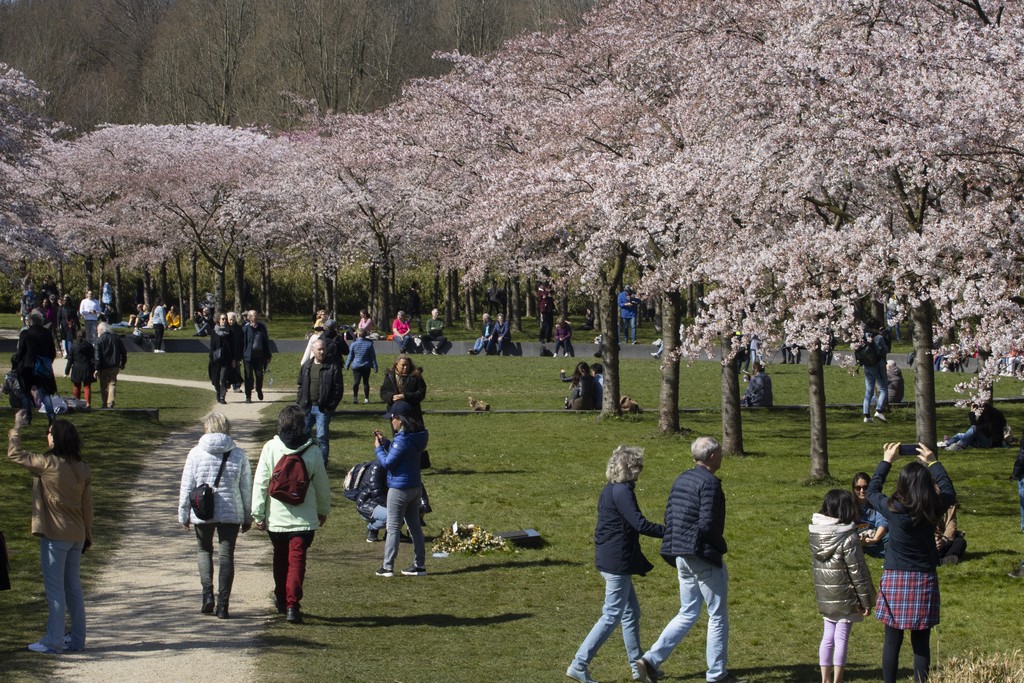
7, 410, 92, 653
866, 442, 955, 683
373, 401, 428, 577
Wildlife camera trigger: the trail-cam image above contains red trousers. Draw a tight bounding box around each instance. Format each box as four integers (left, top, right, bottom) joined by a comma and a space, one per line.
268, 531, 314, 610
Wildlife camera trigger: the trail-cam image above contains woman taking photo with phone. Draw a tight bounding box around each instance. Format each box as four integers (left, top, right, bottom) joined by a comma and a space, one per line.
866, 442, 955, 683
7, 410, 92, 654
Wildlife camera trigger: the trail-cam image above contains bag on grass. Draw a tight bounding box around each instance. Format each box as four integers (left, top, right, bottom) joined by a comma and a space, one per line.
620, 395, 640, 414
189, 453, 230, 521
269, 446, 313, 505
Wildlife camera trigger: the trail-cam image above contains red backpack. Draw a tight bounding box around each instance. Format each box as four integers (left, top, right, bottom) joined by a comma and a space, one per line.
268, 446, 313, 505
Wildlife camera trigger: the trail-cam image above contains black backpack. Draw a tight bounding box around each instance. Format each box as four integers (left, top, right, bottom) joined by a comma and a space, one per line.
855, 335, 881, 367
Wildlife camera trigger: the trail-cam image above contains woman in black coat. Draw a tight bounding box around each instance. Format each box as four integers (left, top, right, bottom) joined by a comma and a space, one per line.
65, 331, 95, 408
379, 356, 427, 420
208, 313, 234, 404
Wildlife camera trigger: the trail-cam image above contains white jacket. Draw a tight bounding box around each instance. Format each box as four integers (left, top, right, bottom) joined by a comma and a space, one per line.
177, 433, 253, 525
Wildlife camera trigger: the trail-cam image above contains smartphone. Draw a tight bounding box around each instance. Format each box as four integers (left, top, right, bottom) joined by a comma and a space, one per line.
899, 443, 919, 456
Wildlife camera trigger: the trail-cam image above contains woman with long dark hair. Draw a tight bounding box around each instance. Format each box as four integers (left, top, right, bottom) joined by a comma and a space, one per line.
867, 442, 954, 683
379, 356, 426, 420
7, 410, 92, 653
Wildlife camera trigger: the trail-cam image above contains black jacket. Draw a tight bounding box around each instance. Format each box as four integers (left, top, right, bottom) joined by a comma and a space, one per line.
594, 481, 664, 575
13, 323, 57, 393
66, 339, 95, 384
94, 331, 128, 371
355, 462, 388, 518
297, 358, 344, 412
660, 466, 728, 567
380, 370, 427, 419
972, 404, 1006, 447
243, 321, 272, 362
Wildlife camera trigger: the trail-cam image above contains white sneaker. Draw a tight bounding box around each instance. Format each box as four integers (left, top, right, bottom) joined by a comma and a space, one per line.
874, 411, 887, 422
565, 665, 599, 683
948, 441, 967, 451
864, 416, 873, 423
936, 440, 948, 449
363, 398, 369, 404
28, 642, 59, 654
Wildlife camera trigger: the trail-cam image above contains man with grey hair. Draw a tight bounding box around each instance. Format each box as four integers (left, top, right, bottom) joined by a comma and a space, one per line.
635, 437, 747, 683
297, 338, 344, 465
12, 309, 57, 424
93, 321, 128, 409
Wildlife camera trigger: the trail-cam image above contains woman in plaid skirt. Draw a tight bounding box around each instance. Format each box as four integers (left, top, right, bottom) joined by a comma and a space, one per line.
867, 442, 955, 683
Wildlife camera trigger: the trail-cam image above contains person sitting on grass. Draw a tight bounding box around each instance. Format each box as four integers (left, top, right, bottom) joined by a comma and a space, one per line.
740, 362, 773, 408
564, 362, 597, 411
852, 472, 887, 559
469, 313, 494, 355
166, 305, 182, 330
935, 501, 966, 566
938, 400, 1007, 451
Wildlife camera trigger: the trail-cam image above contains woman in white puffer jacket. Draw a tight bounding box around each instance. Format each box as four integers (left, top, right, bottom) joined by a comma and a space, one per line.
177, 412, 253, 619
809, 489, 876, 683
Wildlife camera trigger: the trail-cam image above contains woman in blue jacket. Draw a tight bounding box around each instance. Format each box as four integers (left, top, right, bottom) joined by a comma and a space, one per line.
373, 401, 428, 577
567, 446, 665, 683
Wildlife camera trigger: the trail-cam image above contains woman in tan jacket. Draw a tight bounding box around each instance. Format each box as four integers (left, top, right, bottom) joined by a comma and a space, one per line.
8, 409, 92, 654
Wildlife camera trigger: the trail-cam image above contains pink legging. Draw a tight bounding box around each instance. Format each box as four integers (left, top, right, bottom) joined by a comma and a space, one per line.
819, 618, 852, 666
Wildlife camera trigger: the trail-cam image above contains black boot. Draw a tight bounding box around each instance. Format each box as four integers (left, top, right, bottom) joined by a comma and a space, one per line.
286, 606, 303, 624
216, 602, 229, 619
201, 589, 215, 615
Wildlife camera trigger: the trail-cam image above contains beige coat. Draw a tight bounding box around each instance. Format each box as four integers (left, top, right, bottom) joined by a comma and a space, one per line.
8, 429, 93, 543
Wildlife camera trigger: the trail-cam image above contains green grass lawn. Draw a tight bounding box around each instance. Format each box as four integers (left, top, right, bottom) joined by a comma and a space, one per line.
2, 346, 1023, 682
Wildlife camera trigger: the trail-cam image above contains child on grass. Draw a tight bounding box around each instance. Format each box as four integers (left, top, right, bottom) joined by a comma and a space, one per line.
809, 489, 876, 683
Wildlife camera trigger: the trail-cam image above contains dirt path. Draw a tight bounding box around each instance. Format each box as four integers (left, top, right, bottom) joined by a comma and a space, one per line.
51, 375, 289, 682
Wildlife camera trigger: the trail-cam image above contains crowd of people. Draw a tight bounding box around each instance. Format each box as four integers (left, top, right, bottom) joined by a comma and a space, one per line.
8, 290, 1024, 682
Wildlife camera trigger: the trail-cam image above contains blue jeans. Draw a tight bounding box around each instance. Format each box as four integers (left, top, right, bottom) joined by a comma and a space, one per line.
305, 406, 331, 464
644, 555, 729, 681
947, 425, 990, 449
571, 572, 642, 678
620, 316, 637, 343
863, 363, 887, 415
39, 537, 86, 652
367, 505, 388, 532
383, 486, 424, 570
20, 383, 54, 424
1018, 479, 1024, 532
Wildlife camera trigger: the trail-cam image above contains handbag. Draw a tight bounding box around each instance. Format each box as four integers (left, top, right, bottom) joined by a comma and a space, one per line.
420, 449, 432, 469
211, 347, 223, 362
189, 453, 230, 521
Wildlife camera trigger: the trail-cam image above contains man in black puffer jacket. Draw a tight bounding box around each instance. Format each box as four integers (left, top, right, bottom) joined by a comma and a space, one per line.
635, 436, 746, 683
354, 461, 389, 543
297, 338, 344, 466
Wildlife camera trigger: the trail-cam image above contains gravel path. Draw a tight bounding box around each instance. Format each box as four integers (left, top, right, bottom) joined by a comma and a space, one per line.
51, 375, 289, 682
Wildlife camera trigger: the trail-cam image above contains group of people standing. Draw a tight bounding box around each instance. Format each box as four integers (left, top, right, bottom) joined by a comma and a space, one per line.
567, 438, 957, 683
207, 310, 273, 405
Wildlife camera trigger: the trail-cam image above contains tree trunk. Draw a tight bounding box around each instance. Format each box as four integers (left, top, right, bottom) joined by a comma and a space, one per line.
432, 263, 441, 312
159, 260, 169, 304
525, 276, 534, 319
598, 245, 628, 416
57, 260, 65, 296
232, 256, 245, 312
261, 256, 271, 320
808, 342, 829, 480
464, 283, 473, 329
188, 250, 198, 322
313, 266, 322, 318
510, 275, 522, 333
174, 254, 185, 322
444, 268, 455, 326
913, 302, 937, 450
84, 256, 95, 292
325, 266, 336, 315
658, 290, 682, 433
113, 265, 123, 321
368, 264, 378, 323
142, 266, 152, 307
720, 339, 743, 455
214, 266, 226, 315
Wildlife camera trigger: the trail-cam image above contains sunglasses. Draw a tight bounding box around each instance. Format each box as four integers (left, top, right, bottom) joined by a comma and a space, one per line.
853, 486, 868, 491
